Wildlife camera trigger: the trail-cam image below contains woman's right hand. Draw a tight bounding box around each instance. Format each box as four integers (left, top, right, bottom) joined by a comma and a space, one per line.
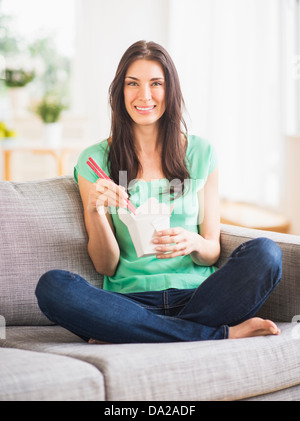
78, 175, 121, 276
87, 178, 129, 214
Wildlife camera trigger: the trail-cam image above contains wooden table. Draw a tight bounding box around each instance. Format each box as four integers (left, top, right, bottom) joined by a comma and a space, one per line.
220, 200, 290, 233
1, 139, 84, 181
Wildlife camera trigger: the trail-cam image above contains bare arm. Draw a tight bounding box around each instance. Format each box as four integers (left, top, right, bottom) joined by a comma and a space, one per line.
78, 174, 128, 276
191, 166, 221, 265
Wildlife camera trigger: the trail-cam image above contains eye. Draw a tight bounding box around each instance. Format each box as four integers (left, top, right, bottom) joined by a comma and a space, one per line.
127, 81, 138, 87
152, 81, 163, 87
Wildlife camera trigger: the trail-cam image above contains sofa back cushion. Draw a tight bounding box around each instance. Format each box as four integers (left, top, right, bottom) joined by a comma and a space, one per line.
0, 176, 103, 326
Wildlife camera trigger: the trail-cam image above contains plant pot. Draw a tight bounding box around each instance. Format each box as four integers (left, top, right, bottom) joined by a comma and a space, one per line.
8, 87, 29, 117
43, 122, 62, 146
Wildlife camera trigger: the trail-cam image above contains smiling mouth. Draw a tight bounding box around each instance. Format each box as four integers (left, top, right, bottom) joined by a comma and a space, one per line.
135, 106, 156, 111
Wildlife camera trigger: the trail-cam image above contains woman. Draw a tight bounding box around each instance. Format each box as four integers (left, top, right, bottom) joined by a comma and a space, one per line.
36, 40, 282, 343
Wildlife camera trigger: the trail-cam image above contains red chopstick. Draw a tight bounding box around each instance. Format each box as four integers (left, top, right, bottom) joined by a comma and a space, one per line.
87, 157, 136, 215
87, 158, 109, 180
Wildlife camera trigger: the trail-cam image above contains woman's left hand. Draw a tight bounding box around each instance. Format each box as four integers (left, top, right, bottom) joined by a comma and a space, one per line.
152, 227, 200, 259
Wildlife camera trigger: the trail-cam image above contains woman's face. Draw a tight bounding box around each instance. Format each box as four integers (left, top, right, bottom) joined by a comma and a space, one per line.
123, 59, 166, 129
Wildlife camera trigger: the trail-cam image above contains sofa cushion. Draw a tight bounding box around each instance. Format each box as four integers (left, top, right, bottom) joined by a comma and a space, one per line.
0, 177, 103, 326
0, 347, 105, 401
1, 323, 300, 401
241, 384, 300, 401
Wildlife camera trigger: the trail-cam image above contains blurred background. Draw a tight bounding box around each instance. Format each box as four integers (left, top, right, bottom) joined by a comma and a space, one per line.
0, 0, 299, 234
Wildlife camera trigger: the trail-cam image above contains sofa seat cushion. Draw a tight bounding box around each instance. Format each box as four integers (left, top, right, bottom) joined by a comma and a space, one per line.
0, 177, 103, 326
1, 323, 300, 401
0, 347, 105, 401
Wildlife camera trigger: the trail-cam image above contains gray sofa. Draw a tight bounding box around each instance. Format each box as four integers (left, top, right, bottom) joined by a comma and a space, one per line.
1, 176, 300, 401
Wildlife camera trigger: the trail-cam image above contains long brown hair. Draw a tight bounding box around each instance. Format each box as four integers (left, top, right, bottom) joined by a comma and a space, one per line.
108, 40, 190, 191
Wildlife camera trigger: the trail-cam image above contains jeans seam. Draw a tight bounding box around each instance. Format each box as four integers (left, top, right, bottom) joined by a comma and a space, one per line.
177, 288, 200, 317
231, 242, 246, 258
164, 290, 169, 315
168, 302, 191, 309
137, 304, 165, 310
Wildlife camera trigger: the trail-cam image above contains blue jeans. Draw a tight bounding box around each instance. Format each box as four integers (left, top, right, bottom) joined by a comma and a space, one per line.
35, 238, 282, 343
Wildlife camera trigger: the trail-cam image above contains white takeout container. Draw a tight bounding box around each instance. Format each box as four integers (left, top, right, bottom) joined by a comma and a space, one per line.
118, 197, 172, 258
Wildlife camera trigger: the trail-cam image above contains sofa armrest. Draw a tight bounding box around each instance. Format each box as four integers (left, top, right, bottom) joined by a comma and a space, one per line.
217, 224, 300, 322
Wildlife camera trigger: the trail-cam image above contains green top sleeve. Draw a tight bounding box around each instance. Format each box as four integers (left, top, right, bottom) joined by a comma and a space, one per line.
74, 139, 110, 184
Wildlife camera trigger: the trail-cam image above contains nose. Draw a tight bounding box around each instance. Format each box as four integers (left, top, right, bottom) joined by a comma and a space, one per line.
139, 84, 152, 101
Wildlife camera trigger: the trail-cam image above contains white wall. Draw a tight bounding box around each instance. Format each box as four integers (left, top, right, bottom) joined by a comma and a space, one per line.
70, 0, 298, 227
168, 0, 284, 209
72, 0, 170, 142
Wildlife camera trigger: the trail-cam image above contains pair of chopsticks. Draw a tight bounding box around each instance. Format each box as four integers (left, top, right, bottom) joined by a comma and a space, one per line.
87, 157, 136, 215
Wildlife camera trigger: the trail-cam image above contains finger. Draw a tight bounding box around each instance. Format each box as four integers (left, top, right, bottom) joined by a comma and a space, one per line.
96, 179, 128, 201
97, 189, 128, 208
96, 180, 128, 207
156, 250, 186, 259
153, 234, 184, 245
154, 227, 183, 238
95, 178, 114, 192
155, 242, 187, 254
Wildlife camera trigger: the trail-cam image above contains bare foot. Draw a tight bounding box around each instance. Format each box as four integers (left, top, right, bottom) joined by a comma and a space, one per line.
88, 338, 106, 344
229, 317, 280, 339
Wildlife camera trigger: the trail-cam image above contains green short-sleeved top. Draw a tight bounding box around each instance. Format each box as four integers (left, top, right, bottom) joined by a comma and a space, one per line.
74, 134, 218, 293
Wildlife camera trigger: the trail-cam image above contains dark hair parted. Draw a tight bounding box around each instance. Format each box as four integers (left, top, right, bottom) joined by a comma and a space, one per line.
108, 40, 190, 190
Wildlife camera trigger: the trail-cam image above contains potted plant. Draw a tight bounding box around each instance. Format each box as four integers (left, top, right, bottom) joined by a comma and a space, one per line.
5, 68, 35, 117
34, 96, 67, 145
5, 69, 35, 88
